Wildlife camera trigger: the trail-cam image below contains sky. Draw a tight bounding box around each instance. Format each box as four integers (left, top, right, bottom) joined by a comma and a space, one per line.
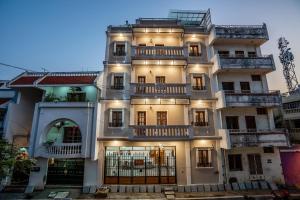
0, 0, 299, 92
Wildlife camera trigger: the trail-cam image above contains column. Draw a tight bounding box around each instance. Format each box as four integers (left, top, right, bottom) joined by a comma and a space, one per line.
185, 141, 191, 185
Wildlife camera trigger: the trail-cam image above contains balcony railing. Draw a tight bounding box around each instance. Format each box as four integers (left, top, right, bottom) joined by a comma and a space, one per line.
224, 90, 281, 107
131, 125, 191, 139
228, 129, 288, 147
130, 83, 189, 97
212, 54, 275, 73
131, 46, 186, 59
46, 143, 82, 156
214, 24, 268, 40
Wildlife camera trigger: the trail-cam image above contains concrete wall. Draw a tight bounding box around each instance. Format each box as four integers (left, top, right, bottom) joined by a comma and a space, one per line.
225, 147, 285, 184
4, 88, 43, 146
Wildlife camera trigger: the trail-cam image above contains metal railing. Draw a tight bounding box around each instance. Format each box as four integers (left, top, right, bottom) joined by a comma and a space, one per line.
214, 24, 268, 39
132, 46, 186, 58
46, 143, 82, 155
131, 83, 189, 96
131, 125, 191, 138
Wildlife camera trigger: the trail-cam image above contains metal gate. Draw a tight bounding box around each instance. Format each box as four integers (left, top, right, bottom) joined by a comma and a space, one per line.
104, 147, 176, 184
47, 158, 84, 185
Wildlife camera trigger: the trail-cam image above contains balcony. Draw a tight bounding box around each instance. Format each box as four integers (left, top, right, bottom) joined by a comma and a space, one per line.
216, 90, 281, 108
130, 83, 190, 98
130, 125, 192, 140
45, 143, 82, 158
131, 46, 187, 60
209, 24, 268, 45
212, 54, 275, 74
219, 129, 288, 149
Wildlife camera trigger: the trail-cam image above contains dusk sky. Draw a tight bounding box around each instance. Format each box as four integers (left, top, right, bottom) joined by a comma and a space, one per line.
0, 0, 299, 92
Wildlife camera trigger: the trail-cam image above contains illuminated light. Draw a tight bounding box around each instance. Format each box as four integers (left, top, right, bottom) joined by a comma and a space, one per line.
144, 60, 148, 65
117, 63, 121, 67
171, 60, 174, 65
200, 140, 207, 145
157, 60, 161, 65
192, 34, 196, 38
119, 33, 123, 37
112, 140, 121, 146
145, 28, 148, 33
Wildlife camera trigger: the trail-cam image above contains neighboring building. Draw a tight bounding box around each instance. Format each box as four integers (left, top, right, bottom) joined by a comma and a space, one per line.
0, 80, 17, 139
7, 71, 102, 189
98, 9, 288, 186
280, 91, 300, 186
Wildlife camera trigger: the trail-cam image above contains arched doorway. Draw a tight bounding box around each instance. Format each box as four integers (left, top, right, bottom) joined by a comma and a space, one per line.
45, 119, 84, 185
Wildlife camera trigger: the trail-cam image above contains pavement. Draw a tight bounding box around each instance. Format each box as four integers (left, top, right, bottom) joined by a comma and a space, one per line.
1, 188, 300, 200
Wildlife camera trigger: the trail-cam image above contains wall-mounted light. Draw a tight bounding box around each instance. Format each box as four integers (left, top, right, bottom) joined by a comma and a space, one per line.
119, 33, 123, 37
192, 34, 196, 38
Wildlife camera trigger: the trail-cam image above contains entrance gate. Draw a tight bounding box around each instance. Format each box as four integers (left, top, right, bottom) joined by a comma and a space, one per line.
104, 146, 176, 184
47, 158, 84, 185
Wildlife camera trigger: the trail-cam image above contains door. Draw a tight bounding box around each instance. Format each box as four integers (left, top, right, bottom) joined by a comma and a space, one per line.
137, 76, 146, 93
47, 159, 84, 185
245, 116, 256, 132
156, 76, 166, 93
157, 111, 167, 125
137, 111, 146, 136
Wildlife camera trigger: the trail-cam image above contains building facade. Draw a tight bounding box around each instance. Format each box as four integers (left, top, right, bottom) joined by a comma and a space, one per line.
2, 9, 290, 190
97, 10, 288, 186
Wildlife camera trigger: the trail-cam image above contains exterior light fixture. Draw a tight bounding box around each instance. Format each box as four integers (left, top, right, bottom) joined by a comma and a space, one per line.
192, 34, 196, 38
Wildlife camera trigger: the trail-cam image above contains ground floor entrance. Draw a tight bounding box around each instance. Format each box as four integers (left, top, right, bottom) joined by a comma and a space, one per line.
104, 146, 176, 184
47, 158, 84, 185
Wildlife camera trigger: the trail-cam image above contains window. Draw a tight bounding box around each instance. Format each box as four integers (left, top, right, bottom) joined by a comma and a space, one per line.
157, 111, 167, 125
251, 75, 261, 81
240, 82, 251, 93
248, 154, 263, 175
222, 82, 234, 93
218, 51, 230, 58
192, 76, 205, 90
228, 154, 243, 171
226, 116, 239, 130
137, 111, 146, 125
245, 116, 256, 131
110, 111, 123, 127
263, 147, 274, 153
138, 44, 146, 46
235, 51, 244, 58
256, 108, 267, 115
196, 149, 212, 167
248, 52, 257, 58
194, 111, 207, 126
115, 44, 126, 56
189, 44, 200, 56
155, 76, 165, 84
63, 127, 81, 143
112, 75, 124, 89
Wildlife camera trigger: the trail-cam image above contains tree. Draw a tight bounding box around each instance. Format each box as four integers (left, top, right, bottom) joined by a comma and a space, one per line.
0, 139, 35, 184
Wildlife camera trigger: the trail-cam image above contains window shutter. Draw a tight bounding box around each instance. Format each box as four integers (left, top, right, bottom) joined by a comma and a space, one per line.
201, 74, 206, 87
123, 72, 126, 87
124, 42, 127, 53
205, 109, 208, 123
122, 109, 125, 124
109, 109, 112, 123
198, 43, 202, 55
208, 149, 212, 164
113, 42, 117, 53
196, 148, 199, 166
111, 73, 115, 86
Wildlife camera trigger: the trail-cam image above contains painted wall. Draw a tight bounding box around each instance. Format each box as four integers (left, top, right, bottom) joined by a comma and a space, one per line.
225, 147, 284, 184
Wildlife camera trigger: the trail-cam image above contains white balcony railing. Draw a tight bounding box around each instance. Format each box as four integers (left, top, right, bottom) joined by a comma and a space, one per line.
130, 125, 192, 139
130, 83, 190, 97
46, 143, 82, 157
131, 46, 186, 59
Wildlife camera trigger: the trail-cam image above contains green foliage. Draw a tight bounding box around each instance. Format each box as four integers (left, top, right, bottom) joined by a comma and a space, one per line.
0, 139, 35, 181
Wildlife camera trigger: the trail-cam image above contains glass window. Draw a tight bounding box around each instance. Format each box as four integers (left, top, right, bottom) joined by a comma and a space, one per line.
248, 52, 257, 58
194, 111, 207, 126
248, 154, 263, 175
228, 154, 243, 171
235, 51, 244, 58
196, 149, 212, 167
157, 111, 167, 125
222, 82, 235, 93
189, 45, 200, 56
110, 111, 123, 127
218, 51, 230, 58
192, 76, 205, 90
240, 82, 251, 93
115, 44, 126, 56
256, 108, 267, 115
251, 75, 261, 81
112, 76, 124, 89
